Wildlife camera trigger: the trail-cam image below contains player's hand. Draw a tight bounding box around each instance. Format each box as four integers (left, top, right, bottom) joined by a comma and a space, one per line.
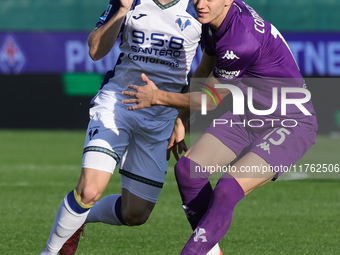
122, 73, 159, 110
166, 119, 188, 161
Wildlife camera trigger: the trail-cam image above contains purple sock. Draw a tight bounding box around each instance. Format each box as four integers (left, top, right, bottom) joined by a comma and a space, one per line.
181, 174, 245, 255
175, 157, 212, 230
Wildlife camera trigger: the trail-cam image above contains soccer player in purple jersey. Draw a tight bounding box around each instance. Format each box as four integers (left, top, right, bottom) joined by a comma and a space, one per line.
122, 0, 318, 254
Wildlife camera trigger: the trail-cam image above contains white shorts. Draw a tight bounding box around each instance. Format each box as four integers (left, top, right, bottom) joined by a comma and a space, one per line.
82, 92, 175, 202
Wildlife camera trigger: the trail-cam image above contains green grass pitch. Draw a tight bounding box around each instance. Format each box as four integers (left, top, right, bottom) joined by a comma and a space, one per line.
0, 130, 339, 255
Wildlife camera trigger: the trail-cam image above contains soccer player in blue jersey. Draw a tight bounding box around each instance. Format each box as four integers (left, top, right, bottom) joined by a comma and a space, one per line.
122, 0, 318, 254
39, 0, 222, 254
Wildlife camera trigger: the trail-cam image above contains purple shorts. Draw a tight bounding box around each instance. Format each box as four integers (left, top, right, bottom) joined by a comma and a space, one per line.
205, 111, 317, 179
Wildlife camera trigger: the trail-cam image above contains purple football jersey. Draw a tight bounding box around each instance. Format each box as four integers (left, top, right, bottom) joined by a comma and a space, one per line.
202, 0, 317, 129
203, 0, 301, 80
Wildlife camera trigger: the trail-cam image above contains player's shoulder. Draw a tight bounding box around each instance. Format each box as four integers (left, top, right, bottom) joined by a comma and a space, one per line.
218, 20, 260, 62
231, 3, 263, 39
167, 0, 201, 26
180, 0, 199, 19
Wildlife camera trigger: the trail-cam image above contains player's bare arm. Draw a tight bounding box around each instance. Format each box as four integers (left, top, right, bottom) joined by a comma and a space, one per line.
122, 51, 229, 111
122, 73, 193, 109
122, 73, 230, 110
190, 49, 217, 88
88, 0, 133, 61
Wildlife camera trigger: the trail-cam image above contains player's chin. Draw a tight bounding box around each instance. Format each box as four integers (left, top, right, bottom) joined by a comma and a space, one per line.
198, 18, 209, 24
196, 13, 210, 24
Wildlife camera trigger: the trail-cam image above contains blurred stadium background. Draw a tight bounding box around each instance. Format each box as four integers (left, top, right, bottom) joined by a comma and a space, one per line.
0, 0, 340, 132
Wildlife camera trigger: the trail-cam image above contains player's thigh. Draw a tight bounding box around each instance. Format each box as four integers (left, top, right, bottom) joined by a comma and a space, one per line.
80, 117, 128, 203
230, 124, 316, 195
83, 106, 132, 173
120, 118, 173, 185
186, 112, 254, 167
79, 106, 132, 203
120, 171, 162, 224
119, 118, 173, 205
250, 125, 316, 178
121, 187, 156, 219
185, 133, 237, 167
120, 172, 164, 204
230, 152, 276, 196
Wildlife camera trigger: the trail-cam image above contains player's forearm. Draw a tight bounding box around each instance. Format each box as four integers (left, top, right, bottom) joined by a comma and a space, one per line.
189, 49, 216, 90
153, 51, 213, 110
88, 8, 129, 61
152, 79, 223, 111
154, 90, 203, 110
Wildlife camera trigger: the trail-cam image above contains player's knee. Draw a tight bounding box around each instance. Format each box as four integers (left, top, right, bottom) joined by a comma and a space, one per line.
174, 156, 190, 182
78, 185, 102, 205
214, 177, 244, 203
122, 210, 150, 226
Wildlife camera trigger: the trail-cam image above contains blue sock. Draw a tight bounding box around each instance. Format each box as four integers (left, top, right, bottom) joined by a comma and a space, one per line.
66, 189, 92, 214
85, 194, 127, 225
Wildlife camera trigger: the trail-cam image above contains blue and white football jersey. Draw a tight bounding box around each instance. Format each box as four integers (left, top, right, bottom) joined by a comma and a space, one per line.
94, 0, 201, 119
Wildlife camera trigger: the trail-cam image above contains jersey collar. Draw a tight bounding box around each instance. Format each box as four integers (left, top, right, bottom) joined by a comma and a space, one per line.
152, 0, 180, 9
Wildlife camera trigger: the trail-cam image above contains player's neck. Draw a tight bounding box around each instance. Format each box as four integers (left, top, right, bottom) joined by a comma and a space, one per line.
157, 0, 174, 5
209, 4, 232, 30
